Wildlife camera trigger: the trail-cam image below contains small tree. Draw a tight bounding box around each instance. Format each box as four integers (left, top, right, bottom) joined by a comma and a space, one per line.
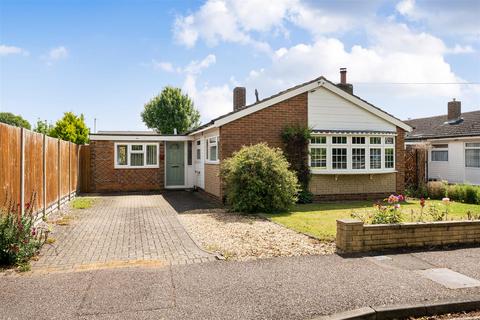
281, 125, 313, 203
33, 119, 53, 135
141, 87, 200, 134
49, 112, 89, 144
221, 143, 300, 213
0, 112, 31, 129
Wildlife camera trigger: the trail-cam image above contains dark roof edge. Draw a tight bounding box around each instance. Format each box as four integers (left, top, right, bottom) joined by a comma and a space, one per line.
406, 133, 480, 141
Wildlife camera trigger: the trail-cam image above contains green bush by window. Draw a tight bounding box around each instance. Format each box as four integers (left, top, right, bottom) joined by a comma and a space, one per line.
426, 181, 480, 204
220, 143, 300, 213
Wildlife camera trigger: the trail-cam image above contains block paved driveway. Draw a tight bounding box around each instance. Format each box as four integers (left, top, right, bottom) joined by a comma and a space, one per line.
31, 193, 216, 272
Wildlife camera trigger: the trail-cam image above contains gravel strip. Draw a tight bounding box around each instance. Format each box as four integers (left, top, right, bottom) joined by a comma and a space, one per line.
178, 209, 335, 261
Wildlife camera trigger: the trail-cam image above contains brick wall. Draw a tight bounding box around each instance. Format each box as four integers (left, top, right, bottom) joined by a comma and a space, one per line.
219, 92, 308, 160
90, 141, 164, 192
204, 163, 221, 198
396, 127, 406, 194
310, 173, 395, 199
336, 219, 480, 253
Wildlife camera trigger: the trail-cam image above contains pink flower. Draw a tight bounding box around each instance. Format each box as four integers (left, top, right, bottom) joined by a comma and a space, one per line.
31, 228, 36, 236
388, 194, 399, 204
394, 204, 401, 209
420, 198, 425, 207
442, 197, 450, 204
398, 195, 405, 202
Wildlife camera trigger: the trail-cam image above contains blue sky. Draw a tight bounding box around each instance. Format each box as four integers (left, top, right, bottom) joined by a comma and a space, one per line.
1, 0, 479, 132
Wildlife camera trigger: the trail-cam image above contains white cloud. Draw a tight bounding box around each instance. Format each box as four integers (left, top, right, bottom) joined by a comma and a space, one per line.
48, 46, 68, 60
43, 46, 68, 65
395, 0, 415, 16
152, 60, 175, 72
184, 54, 216, 74
241, 23, 475, 119
447, 44, 475, 54
0, 44, 29, 56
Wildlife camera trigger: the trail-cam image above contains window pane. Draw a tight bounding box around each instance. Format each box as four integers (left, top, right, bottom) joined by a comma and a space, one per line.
466, 143, 480, 148
332, 136, 347, 144
310, 136, 326, 144
332, 148, 347, 169
385, 148, 394, 168
385, 137, 394, 144
209, 137, 217, 144
310, 148, 327, 168
432, 150, 448, 162
196, 148, 201, 160
352, 148, 365, 169
131, 145, 143, 151
210, 145, 217, 161
352, 137, 365, 144
117, 145, 127, 165
370, 148, 381, 169
187, 141, 193, 165
130, 153, 144, 166
465, 149, 480, 167
146, 145, 157, 165
370, 137, 381, 144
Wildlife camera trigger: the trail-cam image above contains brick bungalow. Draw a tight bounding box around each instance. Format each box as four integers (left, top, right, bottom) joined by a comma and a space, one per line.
89, 69, 412, 200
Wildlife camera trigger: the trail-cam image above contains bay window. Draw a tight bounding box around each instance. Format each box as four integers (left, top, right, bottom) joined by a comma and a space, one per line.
465, 143, 480, 168
308, 134, 395, 173
115, 143, 159, 168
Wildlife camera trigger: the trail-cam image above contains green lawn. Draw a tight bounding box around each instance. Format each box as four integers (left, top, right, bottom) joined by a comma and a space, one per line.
265, 199, 480, 241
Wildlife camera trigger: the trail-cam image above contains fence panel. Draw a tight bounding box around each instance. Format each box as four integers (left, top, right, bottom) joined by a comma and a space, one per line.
79, 145, 91, 193
0, 123, 22, 207
24, 130, 44, 212
60, 140, 70, 198
71, 144, 79, 192
45, 136, 59, 208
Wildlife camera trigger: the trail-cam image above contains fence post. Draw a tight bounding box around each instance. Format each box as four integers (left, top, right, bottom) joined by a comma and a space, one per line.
42, 134, 47, 215
68, 143, 71, 200
57, 139, 61, 210
20, 128, 25, 216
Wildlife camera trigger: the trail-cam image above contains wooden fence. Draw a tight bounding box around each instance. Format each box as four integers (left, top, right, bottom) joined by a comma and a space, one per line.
0, 122, 84, 216
405, 144, 427, 189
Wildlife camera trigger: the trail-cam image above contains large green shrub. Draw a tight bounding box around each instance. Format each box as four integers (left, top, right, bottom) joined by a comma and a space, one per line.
220, 143, 300, 213
426, 181, 447, 199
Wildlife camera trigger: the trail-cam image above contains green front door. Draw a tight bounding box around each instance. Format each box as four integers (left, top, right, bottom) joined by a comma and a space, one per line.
166, 141, 185, 186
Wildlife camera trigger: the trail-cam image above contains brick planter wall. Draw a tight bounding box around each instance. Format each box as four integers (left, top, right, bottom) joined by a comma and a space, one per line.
336, 219, 480, 253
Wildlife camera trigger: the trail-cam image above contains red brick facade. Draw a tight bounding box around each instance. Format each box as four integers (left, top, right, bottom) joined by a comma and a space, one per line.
89, 141, 164, 192
220, 92, 308, 160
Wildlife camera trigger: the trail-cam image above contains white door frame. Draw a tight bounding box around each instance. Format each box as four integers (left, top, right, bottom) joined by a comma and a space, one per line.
194, 138, 205, 189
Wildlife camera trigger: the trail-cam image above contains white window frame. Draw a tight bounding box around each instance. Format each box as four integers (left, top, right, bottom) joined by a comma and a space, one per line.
205, 136, 219, 164
431, 144, 449, 162
309, 136, 327, 169
114, 142, 160, 169
309, 134, 396, 174
465, 142, 480, 168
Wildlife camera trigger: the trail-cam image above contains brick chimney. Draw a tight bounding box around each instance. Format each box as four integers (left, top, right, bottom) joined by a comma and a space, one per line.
233, 87, 246, 112
447, 98, 461, 122
336, 67, 353, 94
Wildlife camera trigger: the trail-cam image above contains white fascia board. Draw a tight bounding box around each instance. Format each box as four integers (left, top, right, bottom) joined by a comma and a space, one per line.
213, 80, 321, 127
90, 135, 193, 141
206, 79, 411, 132
188, 125, 215, 136
320, 81, 412, 132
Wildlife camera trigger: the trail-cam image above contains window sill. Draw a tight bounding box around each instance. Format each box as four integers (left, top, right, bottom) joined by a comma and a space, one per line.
310, 169, 397, 175
114, 165, 160, 169
205, 160, 220, 165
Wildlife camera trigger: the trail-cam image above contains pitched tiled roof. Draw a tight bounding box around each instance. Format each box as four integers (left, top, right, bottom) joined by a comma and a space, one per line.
405, 110, 480, 141
188, 75, 409, 134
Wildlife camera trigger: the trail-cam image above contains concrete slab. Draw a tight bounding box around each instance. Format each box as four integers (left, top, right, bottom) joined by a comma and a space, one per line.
419, 268, 480, 289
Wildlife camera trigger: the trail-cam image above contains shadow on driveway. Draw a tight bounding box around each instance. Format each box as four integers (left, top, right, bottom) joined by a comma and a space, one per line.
163, 190, 223, 213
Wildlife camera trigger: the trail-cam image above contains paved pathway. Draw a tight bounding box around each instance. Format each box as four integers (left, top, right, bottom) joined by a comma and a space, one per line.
31, 194, 216, 272
2, 247, 480, 319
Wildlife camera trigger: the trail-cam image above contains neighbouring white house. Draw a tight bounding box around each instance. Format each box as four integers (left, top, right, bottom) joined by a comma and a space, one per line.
405, 100, 480, 185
